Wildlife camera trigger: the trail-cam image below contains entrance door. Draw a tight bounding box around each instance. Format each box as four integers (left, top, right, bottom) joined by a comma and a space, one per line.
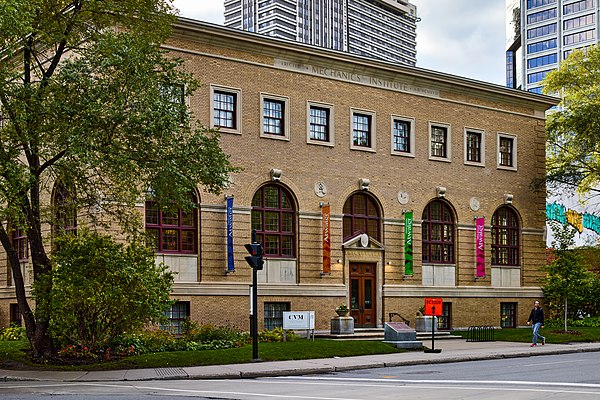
350, 262, 376, 327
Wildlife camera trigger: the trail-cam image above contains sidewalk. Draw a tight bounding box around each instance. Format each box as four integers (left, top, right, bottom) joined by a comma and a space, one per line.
2, 340, 599, 382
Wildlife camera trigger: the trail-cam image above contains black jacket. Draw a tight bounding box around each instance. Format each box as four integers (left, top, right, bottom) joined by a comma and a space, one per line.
528, 307, 544, 324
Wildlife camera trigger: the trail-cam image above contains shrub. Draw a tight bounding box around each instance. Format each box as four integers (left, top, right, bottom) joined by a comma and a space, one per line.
57, 344, 98, 360
546, 316, 600, 329
259, 327, 297, 342
182, 319, 250, 346
114, 330, 182, 354
49, 230, 174, 352
0, 324, 26, 341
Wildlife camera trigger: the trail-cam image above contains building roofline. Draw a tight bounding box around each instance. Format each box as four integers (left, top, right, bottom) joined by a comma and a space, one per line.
172, 17, 559, 109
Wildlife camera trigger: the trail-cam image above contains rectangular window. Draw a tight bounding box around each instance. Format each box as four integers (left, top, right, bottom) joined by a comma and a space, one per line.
261, 94, 289, 140
429, 122, 451, 161
264, 302, 290, 330
527, 23, 557, 40
500, 302, 517, 328
498, 133, 517, 170
527, 8, 557, 24
437, 302, 451, 330
391, 116, 415, 157
563, 29, 596, 46
350, 109, 375, 151
527, 0, 556, 10
12, 227, 28, 261
464, 129, 484, 166
10, 304, 21, 326
308, 104, 333, 144
527, 53, 558, 69
310, 107, 329, 141
564, 14, 595, 30
564, 0, 595, 15
213, 91, 236, 128
160, 301, 190, 335
210, 85, 241, 134
527, 38, 557, 54
263, 99, 284, 135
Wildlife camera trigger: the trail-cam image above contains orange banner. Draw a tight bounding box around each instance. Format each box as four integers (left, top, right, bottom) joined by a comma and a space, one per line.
322, 204, 331, 274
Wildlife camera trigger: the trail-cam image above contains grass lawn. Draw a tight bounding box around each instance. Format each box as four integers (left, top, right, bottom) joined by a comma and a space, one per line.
2, 326, 600, 371
0, 339, 405, 371
452, 327, 600, 344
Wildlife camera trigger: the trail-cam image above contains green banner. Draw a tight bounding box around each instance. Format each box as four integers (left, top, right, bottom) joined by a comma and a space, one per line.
404, 211, 413, 275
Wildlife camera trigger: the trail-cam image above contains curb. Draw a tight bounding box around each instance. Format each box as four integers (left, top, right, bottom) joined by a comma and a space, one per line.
2, 344, 600, 382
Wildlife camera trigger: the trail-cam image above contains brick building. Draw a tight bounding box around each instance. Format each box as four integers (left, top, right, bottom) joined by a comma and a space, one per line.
0, 19, 557, 332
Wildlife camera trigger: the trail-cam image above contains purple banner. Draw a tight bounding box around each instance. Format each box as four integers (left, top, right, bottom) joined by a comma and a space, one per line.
476, 217, 485, 277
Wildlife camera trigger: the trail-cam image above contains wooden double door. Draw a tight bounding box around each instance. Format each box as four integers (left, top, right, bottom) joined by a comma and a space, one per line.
350, 262, 376, 327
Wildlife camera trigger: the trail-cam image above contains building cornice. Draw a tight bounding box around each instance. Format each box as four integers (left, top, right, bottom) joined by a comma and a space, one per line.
171, 18, 559, 113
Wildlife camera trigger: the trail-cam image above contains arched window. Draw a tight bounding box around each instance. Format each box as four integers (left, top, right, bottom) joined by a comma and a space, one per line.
53, 181, 77, 236
422, 200, 455, 264
145, 193, 198, 254
251, 185, 295, 257
491, 206, 520, 266
343, 192, 381, 242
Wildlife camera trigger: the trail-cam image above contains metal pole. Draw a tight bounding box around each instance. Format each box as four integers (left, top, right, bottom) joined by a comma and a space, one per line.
431, 306, 435, 351
252, 266, 259, 360
251, 229, 259, 361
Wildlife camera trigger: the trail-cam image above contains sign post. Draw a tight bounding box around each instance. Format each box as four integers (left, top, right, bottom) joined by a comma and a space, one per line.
424, 298, 443, 353
245, 230, 263, 361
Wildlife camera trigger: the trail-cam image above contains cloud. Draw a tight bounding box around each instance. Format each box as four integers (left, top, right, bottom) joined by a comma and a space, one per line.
412, 0, 505, 84
173, 0, 224, 23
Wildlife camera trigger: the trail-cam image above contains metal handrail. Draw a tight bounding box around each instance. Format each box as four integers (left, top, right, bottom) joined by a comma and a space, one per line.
388, 312, 411, 326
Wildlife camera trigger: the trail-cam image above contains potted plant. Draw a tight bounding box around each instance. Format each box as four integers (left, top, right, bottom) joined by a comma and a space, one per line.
335, 303, 349, 317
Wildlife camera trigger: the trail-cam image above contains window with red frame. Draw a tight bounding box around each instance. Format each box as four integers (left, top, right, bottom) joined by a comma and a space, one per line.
145, 195, 198, 254
343, 192, 381, 242
492, 206, 520, 266
422, 200, 455, 264
251, 185, 295, 257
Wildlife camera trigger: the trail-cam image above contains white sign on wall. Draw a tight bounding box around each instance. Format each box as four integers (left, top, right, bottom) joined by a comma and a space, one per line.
282, 311, 315, 330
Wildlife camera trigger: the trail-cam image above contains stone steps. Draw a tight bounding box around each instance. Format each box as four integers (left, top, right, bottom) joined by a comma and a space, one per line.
313, 328, 462, 341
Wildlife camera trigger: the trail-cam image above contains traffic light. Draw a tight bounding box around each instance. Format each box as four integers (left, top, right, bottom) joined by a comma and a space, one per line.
244, 243, 263, 270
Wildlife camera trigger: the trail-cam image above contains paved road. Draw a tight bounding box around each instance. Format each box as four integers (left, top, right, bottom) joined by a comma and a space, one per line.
2, 353, 600, 399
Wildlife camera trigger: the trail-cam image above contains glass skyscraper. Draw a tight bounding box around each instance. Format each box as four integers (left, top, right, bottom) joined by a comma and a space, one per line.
506, 0, 600, 246
224, 0, 418, 66
506, 0, 599, 92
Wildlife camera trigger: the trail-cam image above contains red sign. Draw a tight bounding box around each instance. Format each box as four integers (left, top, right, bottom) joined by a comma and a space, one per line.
424, 298, 443, 316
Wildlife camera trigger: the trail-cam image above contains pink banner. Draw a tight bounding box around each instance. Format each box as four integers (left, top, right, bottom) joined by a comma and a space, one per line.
476, 217, 485, 277
322, 204, 331, 274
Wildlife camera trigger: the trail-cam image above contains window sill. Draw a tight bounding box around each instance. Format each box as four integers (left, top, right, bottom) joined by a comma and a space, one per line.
428, 156, 452, 163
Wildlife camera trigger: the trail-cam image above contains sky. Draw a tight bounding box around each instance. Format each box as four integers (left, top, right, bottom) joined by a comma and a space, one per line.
172, 0, 507, 86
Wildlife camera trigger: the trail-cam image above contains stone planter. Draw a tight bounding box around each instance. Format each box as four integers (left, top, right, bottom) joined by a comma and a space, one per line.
415, 315, 438, 333
331, 316, 354, 334
335, 309, 349, 317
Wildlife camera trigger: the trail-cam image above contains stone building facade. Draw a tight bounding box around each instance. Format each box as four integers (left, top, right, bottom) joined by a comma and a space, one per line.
0, 19, 558, 332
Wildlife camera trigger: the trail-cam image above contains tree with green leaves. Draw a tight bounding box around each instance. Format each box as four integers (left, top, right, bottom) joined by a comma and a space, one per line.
50, 229, 174, 351
544, 222, 597, 331
0, 1, 235, 359
544, 45, 600, 194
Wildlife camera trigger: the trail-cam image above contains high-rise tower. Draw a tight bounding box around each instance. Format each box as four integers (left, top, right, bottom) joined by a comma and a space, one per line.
224, 0, 418, 66
506, 0, 599, 93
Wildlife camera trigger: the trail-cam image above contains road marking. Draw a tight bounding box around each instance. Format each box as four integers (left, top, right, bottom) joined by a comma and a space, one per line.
3, 381, 600, 398
273, 376, 600, 390
522, 359, 582, 367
